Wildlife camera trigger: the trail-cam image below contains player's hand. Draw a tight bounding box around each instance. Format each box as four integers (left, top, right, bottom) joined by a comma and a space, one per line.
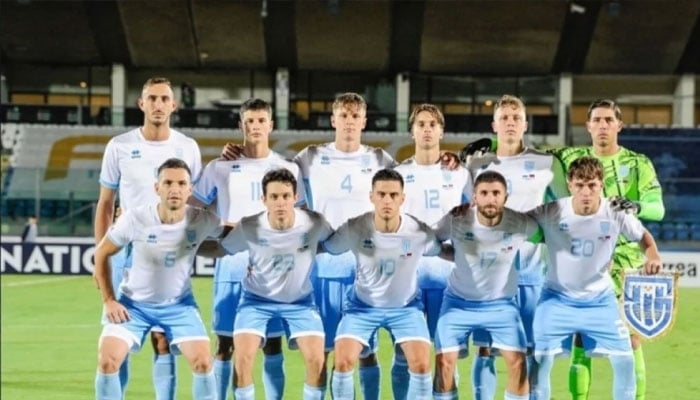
643, 257, 662, 275
104, 299, 130, 324
609, 196, 640, 215
221, 142, 244, 161
439, 151, 460, 170
450, 203, 471, 217
458, 138, 493, 164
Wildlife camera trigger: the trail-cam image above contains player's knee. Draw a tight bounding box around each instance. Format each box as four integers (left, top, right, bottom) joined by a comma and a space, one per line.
305, 353, 326, 376
97, 352, 122, 374
234, 349, 256, 371
262, 336, 282, 355
190, 353, 212, 373
334, 353, 356, 372
150, 331, 170, 354
215, 335, 233, 359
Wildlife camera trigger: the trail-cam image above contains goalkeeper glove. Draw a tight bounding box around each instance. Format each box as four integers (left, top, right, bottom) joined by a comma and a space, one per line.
458, 138, 493, 164
610, 196, 640, 215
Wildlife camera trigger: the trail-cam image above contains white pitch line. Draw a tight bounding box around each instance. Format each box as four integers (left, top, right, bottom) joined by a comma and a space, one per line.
1, 276, 83, 287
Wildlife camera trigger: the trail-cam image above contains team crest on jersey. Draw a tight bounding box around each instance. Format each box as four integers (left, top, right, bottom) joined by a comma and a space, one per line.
175, 148, 184, 158
405, 174, 415, 183
360, 155, 373, 173
321, 155, 331, 165
558, 221, 569, 232
362, 239, 374, 249
185, 229, 198, 249
400, 239, 413, 258
131, 149, 142, 159
147, 233, 157, 243
258, 238, 269, 247
298, 233, 310, 251
503, 232, 512, 242
441, 170, 454, 189
600, 221, 611, 234
618, 165, 630, 178
521, 161, 536, 180
622, 271, 678, 340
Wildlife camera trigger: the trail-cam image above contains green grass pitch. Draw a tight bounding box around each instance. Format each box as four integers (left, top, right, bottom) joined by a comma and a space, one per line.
1, 275, 698, 399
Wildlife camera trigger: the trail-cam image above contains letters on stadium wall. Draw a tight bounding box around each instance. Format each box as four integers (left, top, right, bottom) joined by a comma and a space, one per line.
1, 236, 698, 287
0, 236, 215, 276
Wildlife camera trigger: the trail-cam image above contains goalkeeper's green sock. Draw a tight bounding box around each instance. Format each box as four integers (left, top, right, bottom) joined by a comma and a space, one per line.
569, 345, 591, 400
634, 347, 646, 400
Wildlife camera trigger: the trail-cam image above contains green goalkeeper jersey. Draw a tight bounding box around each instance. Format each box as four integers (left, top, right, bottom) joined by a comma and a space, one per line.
549, 146, 665, 270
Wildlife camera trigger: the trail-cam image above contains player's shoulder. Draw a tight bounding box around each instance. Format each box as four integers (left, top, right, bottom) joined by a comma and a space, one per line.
394, 157, 415, 172
109, 128, 141, 144
550, 145, 590, 161
404, 213, 433, 232
522, 147, 555, 159
186, 205, 218, 222
619, 146, 654, 164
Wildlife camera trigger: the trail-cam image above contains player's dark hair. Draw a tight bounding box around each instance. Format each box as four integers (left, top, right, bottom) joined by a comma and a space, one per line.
240, 98, 273, 120
157, 158, 191, 178
372, 168, 404, 189
409, 103, 445, 129
474, 170, 507, 190
262, 168, 297, 196
587, 98, 622, 121
567, 156, 604, 182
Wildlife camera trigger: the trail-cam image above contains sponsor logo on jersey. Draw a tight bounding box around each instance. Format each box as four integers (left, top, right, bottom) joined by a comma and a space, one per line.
405, 174, 415, 183
362, 239, 374, 249
258, 238, 269, 247
231, 164, 241, 172
321, 155, 331, 165
463, 231, 474, 241
622, 271, 678, 340
131, 149, 141, 159
147, 234, 157, 243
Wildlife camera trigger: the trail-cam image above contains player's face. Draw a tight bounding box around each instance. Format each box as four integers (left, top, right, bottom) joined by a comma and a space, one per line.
240, 109, 273, 145
569, 177, 603, 212
474, 181, 507, 219
411, 111, 443, 150
492, 106, 527, 146
263, 181, 297, 219
331, 104, 367, 144
587, 107, 622, 148
139, 83, 177, 127
155, 168, 191, 210
370, 180, 405, 220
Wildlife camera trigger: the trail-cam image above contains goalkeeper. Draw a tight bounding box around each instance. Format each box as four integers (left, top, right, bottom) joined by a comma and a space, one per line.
461, 99, 665, 400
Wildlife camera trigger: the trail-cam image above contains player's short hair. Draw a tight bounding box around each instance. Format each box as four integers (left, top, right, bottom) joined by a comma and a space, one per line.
567, 156, 604, 182
142, 77, 172, 94
474, 170, 507, 191
332, 92, 367, 113
157, 158, 191, 179
372, 168, 404, 189
493, 94, 526, 118
409, 104, 445, 129
262, 168, 297, 196
240, 98, 273, 119
587, 98, 622, 121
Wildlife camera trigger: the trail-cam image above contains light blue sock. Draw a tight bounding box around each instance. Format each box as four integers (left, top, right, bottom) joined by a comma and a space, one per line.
407, 371, 432, 399
119, 355, 130, 398
331, 370, 354, 400
505, 391, 529, 400
263, 353, 285, 400
234, 383, 255, 400
153, 354, 176, 400
526, 353, 534, 376
303, 383, 325, 400
610, 354, 636, 400
213, 359, 232, 400
531, 355, 554, 400
193, 371, 217, 400
95, 371, 121, 400
391, 352, 409, 400
472, 356, 497, 400
359, 364, 380, 400
434, 390, 458, 400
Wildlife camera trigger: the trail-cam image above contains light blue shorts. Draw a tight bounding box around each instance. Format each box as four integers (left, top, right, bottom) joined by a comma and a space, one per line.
212, 280, 243, 337
472, 284, 541, 349
335, 296, 430, 353
311, 255, 355, 351
436, 292, 527, 355
234, 293, 324, 348
100, 293, 209, 355
109, 245, 131, 293
533, 289, 632, 358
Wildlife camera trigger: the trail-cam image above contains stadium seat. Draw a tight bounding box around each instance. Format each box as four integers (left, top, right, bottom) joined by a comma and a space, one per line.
691, 223, 700, 241
674, 222, 690, 241
646, 222, 661, 238
661, 222, 676, 241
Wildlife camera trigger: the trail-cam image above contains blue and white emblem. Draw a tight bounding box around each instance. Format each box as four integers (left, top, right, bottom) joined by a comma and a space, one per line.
622, 271, 678, 340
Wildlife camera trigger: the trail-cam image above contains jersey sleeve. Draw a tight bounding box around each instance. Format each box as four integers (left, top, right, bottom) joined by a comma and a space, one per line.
422, 228, 443, 257
203, 209, 224, 238
379, 148, 397, 167
189, 141, 203, 185
434, 213, 453, 242
192, 160, 218, 205
546, 155, 570, 201
292, 160, 307, 207
220, 225, 248, 255
322, 221, 352, 255
636, 155, 665, 221
99, 139, 120, 189
106, 209, 135, 247
316, 214, 334, 242
616, 211, 645, 243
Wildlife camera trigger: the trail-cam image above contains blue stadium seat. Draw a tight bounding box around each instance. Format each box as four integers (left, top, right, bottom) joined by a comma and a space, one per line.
646, 222, 661, 238
691, 223, 700, 241
661, 222, 676, 241
675, 222, 690, 241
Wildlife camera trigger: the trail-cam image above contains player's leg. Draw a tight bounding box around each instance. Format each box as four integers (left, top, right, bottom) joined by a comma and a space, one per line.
212, 280, 241, 400
390, 305, 432, 399
262, 320, 285, 400
434, 350, 460, 400
630, 334, 646, 400
359, 349, 380, 400
150, 330, 176, 400
486, 300, 529, 399
569, 333, 591, 400
178, 340, 216, 400
518, 284, 541, 376
472, 336, 497, 400
109, 248, 130, 398
332, 305, 377, 400
500, 350, 529, 399
284, 299, 326, 400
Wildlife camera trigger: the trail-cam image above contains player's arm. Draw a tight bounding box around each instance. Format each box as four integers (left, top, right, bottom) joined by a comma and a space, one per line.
94, 235, 130, 323
638, 228, 662, 275
321, 222, 351, 255
94, 186, 116, 244
636, 156, 665, 221
546, 154, 570, 200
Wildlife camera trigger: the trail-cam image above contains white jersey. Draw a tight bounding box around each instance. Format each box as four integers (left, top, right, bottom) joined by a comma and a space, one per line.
529, 197, 645, 299
107, 205, 222, 304
435, 207, 538, 301
99, 128, 202, 211
220, 209, 333, 303
295, 142, 395, 278
469, 147, 568, 285
395, 158, 473, 227
323, 212, 442, 307
193, 151, 305, 222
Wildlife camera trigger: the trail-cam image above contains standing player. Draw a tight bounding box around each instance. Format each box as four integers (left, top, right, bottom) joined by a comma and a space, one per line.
394, 103, 472, 399
214, 168, 331, 400
94, 77, 202, 400
93, 158, 220, 400
324, 169, 445, 400
467, 95, 568, 399
528, 156, 662, 400
191, 98, 303, 400
294, 92, 395, 399
460, 99, 664, 400
433, 171, 538, 400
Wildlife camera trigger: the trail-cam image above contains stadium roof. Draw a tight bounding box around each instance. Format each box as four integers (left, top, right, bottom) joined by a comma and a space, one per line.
1, 0, 699, 75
